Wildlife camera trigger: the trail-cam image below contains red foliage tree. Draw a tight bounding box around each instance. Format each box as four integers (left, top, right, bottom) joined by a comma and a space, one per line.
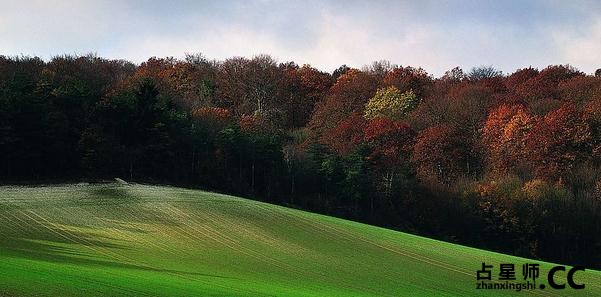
133, 57, 177, 89
216, 55, 283, 116
308, 69, 378, 137
192, 107, 231, 129
164, 56, 217, 109
584, 96, 601, 160
525, 103, 592, 180
558, 76, 601, 106
381, 66, 432, 98
239, 112, 283, 135
513, 65, 583, 114
412, 125, 468, 183
364, 118, 416, 196
415, 81, 495, 134
319, 112, 366, 155
281, 64, 332, 128
505, 67, 539, 92
364, 118, 415, 164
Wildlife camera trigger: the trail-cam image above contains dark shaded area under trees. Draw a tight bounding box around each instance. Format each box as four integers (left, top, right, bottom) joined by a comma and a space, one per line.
1, 54, 600, 268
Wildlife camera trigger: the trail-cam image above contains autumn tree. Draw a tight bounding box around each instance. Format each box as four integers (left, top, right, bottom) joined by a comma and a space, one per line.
412, 82, 497, 175
192, 106, 231, 130
363, 118, 415, 199
481, 105, 536, 176
308, 69, 378, 137
525, 103, 592, 180
584, 96, 601, 160
364, 86, 418, 121
558, 76, 601, 106
381, 66, 432, 98
505, 68, 539, 92
319, 112, 366, 155
441, 67, 466, 83
281, 63, 332, 128
363, 60, 396, 81
513, 65, 583, 114
412, 124, 468, 183
414, 81, 495, 134
501, 67, 539, 105
165, 54, 217, 108
216, 55, 283, 116
133, 57, 178, 92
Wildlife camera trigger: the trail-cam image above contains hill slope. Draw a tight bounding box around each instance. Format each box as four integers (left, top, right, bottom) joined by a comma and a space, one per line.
0, 184, 599, 296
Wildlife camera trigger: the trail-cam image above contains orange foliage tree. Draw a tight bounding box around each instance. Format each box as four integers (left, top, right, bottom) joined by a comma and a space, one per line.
481, 105, 536, 176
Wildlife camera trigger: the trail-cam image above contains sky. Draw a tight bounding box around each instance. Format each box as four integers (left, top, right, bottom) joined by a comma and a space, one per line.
1, 0, 601, 76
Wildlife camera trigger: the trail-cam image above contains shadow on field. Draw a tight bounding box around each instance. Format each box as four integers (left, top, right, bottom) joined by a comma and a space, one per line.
0, 211, 126, 250
83, 186, 141, 205
89, 186, 133, 199
0, 197, 231, 280
0, 239, 230, 278
81, 185, 185, 227
0, 227, 232, 279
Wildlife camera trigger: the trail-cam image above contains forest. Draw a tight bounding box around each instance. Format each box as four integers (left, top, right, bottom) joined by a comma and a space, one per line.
0, 54, 599, 269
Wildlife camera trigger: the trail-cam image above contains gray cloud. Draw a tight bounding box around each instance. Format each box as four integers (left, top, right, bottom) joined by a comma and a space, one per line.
1, 0, 600, 76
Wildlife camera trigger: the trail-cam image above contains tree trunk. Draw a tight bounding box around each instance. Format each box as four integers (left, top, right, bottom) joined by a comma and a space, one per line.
251, 160, 255, 194
191, 149, 195, 181
129, 158, 133, 180
290, 174, 295, 204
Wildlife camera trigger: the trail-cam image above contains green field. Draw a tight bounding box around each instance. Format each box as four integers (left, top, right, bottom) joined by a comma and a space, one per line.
0, 183, 599, 296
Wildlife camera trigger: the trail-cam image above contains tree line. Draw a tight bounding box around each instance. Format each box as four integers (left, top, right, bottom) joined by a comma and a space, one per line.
0, 54, 599, 268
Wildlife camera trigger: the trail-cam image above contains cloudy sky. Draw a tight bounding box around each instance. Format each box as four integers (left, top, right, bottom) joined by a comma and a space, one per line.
1, 0, 601, 76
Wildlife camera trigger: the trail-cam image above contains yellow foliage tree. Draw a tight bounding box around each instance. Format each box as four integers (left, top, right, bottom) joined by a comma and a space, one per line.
364, 86, 418, 120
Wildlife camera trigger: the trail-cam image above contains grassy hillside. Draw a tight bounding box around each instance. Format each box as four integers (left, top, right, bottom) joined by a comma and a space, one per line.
0, 183, 599, 296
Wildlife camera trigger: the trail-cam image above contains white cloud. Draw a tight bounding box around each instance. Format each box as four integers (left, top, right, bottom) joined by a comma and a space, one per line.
553, 18, 601, 74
